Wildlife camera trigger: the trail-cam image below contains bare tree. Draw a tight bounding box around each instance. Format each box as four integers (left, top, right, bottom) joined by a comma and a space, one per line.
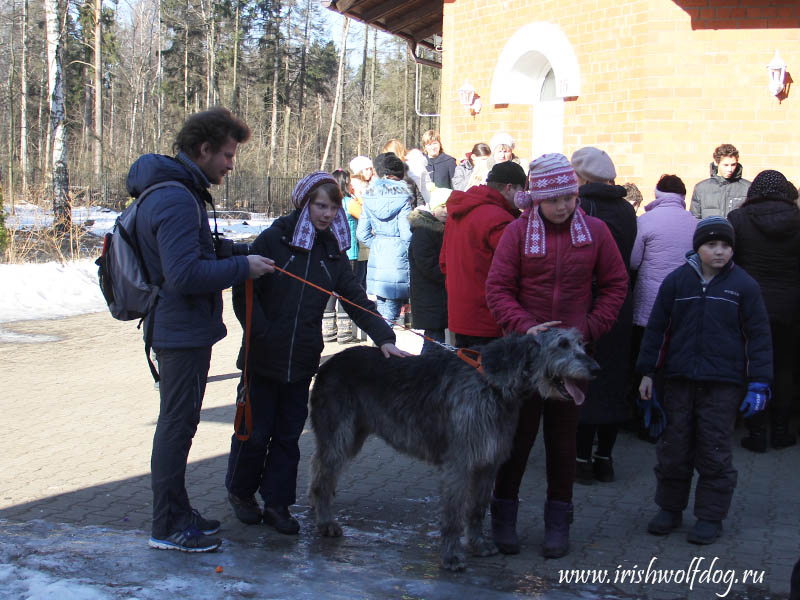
93, 0, 102, 182
20, 0, 28, 197
44, 0, 70, 229
320, 16, 348, 170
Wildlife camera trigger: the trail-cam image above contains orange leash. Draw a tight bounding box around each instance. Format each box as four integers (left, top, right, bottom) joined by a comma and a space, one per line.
269, 263, 483, 371
234, 279, 254, 441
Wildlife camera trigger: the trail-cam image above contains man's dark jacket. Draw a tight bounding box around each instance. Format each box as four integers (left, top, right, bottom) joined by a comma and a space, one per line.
727, 198, 800, 326
128, 153, 249, 349
408, 209, 447, 330
690, 162, 751, 219
637, 253, 772, 385
233, 210, 395, 383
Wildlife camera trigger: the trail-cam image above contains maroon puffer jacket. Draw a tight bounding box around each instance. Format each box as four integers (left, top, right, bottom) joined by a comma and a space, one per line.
485, 209, 628, 342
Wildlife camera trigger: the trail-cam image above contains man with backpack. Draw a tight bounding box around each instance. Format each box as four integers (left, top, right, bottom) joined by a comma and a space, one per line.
126, 107, 273, 552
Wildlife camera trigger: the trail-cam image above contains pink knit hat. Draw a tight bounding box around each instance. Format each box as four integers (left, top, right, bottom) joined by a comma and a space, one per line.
515, 153, 579, 209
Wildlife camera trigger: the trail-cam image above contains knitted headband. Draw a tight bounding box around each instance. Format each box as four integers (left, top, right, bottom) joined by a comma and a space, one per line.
292, 171, 337, 210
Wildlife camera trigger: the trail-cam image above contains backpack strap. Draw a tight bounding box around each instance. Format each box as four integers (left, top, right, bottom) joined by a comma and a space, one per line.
132, 181, 192, 384
234, 279, 254, 440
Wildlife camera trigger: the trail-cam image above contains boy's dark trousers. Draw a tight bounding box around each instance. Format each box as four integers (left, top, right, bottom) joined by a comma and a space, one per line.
151, 346, 212, 538
655, 378, 743, 521
225, 373, 311, 507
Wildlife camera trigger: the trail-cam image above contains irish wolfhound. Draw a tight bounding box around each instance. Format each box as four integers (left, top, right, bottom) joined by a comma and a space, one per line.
308, 329, 599, 571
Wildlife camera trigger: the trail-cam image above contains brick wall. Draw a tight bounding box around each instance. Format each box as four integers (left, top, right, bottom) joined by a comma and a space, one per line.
440, 0, 800, 199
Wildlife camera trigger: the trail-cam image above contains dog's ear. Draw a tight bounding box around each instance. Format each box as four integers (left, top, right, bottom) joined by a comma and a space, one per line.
479, 333, 536, 392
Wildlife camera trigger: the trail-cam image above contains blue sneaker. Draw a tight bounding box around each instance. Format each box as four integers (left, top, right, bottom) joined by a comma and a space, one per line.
148, 526, 221, 552
191, 509, 220, 535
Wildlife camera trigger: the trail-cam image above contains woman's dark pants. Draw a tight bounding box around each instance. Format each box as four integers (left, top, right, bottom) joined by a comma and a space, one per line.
226, 374, 312, 507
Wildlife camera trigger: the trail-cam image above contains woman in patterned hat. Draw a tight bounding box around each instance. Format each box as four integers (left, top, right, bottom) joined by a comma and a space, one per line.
485, 153, 628, 560
224, 171, 406, 536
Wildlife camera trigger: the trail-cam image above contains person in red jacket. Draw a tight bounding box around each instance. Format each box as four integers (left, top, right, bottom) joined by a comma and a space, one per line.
485, 153, 628, 559
439, 161, 526, 347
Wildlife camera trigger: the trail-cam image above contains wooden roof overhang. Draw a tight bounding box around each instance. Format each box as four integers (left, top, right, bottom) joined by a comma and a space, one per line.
321, 0, 444, 67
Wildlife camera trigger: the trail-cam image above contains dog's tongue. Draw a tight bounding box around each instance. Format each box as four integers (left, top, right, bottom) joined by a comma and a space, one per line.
564, 379, 585, 405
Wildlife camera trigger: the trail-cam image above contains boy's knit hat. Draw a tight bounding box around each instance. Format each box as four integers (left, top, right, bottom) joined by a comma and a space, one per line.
486, 161, 526, 186
374, 152, 405, 179
693, 216, 735, 251
571, 146, 616, 183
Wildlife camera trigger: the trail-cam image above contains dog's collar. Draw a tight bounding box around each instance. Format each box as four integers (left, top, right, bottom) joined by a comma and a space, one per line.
457, 348, 484, 375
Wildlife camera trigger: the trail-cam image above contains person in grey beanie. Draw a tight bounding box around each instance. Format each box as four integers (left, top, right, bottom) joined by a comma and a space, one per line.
570, 146, 637, 486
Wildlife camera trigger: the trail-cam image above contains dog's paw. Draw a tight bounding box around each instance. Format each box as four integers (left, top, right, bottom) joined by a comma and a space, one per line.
469, 537, 499, 557
317, 521, 343, 537
440, 552, 467, 572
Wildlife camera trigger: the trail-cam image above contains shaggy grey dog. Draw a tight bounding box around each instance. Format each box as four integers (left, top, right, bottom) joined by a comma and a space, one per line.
308, 329, 599, 571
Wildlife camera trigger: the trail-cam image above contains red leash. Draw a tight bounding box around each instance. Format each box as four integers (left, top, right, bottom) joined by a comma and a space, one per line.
269, 263, 482, 371
234, 279, 254, 441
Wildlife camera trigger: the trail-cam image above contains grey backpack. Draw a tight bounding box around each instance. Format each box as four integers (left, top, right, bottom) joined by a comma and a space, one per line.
96, 181, 189, 381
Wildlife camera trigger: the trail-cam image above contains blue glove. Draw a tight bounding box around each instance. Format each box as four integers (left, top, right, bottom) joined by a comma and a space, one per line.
638, 388, 667, 438
740, 382, 770, 418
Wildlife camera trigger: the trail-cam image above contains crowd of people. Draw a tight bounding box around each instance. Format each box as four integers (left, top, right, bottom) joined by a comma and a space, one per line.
126, 107, 798, 578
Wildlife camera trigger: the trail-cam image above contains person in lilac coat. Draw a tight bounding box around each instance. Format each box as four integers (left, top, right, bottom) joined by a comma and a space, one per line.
631, 175, 697, 329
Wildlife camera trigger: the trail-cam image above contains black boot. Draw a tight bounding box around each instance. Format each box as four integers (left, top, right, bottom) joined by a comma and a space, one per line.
575, 459, 594, 485
592, 455, 615, 483
490, 495, 520, 554
741, 428, 768, 453
542, 500, 572, 559
647, 509, 682, 535
771, 423, 797, 449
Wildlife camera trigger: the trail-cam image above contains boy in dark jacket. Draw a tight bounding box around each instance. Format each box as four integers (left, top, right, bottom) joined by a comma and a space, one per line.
637, 216, 772, 545
225, 172, 405, 534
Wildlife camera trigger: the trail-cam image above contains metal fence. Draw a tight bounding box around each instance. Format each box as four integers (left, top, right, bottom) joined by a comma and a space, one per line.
68, 172, 303, 218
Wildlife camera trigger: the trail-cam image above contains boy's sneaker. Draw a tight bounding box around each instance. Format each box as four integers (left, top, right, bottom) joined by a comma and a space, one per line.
148, 526, 221, 552
228, 492, 262, 525
191, 509, 220, 535
687, 519, 722, 545
647, 509, 682, 535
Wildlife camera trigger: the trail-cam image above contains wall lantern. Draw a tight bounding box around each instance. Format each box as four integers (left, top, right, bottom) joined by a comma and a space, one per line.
767, 50, 787, 96
458, 79, 482, 115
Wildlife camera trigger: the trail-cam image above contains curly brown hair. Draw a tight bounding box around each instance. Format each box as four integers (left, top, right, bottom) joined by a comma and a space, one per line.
173, 107, 251, 159
713, 144, 739, 164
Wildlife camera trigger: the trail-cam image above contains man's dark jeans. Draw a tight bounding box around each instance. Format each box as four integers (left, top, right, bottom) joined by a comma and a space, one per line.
151, 346, 212, 538
225, 374, 312, 507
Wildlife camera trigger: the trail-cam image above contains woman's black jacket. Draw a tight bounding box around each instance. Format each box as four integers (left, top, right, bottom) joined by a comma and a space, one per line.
233, 210, 395, 383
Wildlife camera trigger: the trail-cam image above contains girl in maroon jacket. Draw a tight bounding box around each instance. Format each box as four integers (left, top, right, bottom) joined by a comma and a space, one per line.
485, 153, 628, 559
